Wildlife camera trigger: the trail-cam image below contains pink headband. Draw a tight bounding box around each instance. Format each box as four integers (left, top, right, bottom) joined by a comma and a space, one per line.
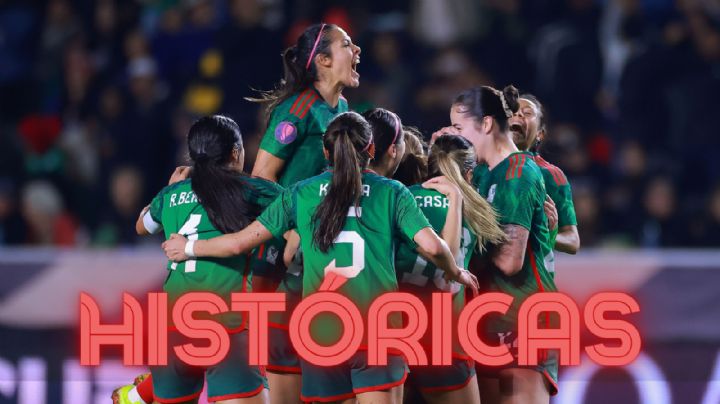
305, 23, 327, 70
391, 113, 401, 145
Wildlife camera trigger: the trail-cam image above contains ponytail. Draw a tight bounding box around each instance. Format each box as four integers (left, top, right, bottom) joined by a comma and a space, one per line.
429, 135, 506, 251
394, 126, 428, 186
188, 115, 260, 234
246, 24, 337, 125
313, 112, 373, 252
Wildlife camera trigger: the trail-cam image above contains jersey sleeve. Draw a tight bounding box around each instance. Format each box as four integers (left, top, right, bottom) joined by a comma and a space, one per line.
551, 182, 577, 227
257, 187, 297, 239
494, 176, 543, 231
394, 185, 432, 246
259, 99, 309, 160
244, 178, 287, 278
144, 188, 166, 234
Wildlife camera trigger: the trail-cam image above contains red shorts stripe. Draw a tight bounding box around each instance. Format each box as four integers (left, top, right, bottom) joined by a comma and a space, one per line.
543, 369, 559, 396
417, 370, 474, 393
208, 383, 266, 402
301, 391, 356, 403
352, 369, 408, 394
266, 364, 302, 374
154, 389, 203, 404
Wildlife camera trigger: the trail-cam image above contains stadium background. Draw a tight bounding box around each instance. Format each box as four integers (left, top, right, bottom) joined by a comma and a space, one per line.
0, 0, 719, 403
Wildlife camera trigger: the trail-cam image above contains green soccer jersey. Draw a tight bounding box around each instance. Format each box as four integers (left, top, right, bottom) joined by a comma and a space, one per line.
473, 152, 557, 331
532, 152, 577, 240
259, 88, 349, 187
395, 185, 476, 357
147, 176, 283, 330
258, 171, 431, 344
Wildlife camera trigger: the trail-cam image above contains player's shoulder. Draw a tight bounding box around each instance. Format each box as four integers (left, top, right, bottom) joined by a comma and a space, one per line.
502, 152, 542, 183
273, 88, 321, 121
245, 175, 284, 195
365, 172, 408, 193
156, 179, 191, 198
406, 183, 439, 197
532, 154, 569, 186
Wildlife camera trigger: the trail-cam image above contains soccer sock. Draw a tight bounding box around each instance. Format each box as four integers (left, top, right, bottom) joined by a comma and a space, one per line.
136, 375, 154, 403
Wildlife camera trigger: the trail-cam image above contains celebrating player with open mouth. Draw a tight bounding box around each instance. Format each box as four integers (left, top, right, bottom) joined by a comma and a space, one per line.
509, 94, 580, 261
246, 22, 362, 403
162, 111, 478, 404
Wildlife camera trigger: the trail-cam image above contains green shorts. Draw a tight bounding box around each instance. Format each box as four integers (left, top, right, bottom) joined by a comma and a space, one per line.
300, 351, 408, 402
150, 330, 268, 403
267, 326, 301, 373
475, 330, 559, 395
408, 358, 476, 393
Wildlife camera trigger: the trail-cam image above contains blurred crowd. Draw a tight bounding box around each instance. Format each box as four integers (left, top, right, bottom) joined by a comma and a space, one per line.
1, 0, 719, 248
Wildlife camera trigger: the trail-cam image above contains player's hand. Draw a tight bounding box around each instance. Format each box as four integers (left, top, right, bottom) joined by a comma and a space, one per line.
163, 233, 189, 262
544, 196, 558, 231
446, 268, 479, 296
423, 176, 461, 200
169, 166, 192, 185
430, 126, 459, 146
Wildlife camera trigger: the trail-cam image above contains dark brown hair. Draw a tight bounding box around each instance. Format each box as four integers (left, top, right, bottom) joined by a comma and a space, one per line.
312, 112, 373, 252
247, 23, 338, 124
453, 85, 520, 131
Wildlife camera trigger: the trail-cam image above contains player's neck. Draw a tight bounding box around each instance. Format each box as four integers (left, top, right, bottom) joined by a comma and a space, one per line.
313, 81, 341, 108
369, 160, 392, 177
486, 138, 519, 170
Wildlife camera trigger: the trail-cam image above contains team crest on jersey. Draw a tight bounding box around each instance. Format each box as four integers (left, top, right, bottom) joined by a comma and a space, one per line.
488, 184, 497, 203
266, 245, 279, 265
275, 121, 297, 144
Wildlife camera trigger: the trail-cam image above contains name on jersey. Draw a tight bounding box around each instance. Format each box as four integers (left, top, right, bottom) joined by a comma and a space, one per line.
415, 195, 449, 208
169, 191, 198, 207
319, 183, 370, 197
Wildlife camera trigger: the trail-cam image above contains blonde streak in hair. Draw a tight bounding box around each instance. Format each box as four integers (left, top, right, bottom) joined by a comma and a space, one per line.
435, 151, 506, 252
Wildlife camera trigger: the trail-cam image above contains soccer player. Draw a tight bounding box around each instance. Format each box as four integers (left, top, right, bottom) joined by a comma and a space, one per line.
510, 94, 580, 257
361, 108, 406, 178
247, 23, 361, 401
444, 85, 559, 404
250, 23, 361, 186
393, 126, 429, 187
133, 115, 278, 404
162, 112, 479, 404
395, 135, 506, 404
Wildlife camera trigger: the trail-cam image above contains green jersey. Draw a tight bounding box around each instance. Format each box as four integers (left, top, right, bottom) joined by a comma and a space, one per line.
258, 171, 431, 344
395, 185, 476, 357
473, 152, 556, 331
146, 176, 283, 330
532, 152, 577, 239
259, 88, 349, 187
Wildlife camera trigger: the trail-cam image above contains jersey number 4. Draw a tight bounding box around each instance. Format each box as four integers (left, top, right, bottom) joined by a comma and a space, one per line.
171, 214, 201, 273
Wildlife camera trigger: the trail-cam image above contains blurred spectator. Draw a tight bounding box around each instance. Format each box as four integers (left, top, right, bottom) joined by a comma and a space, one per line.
20, 180, 77, 246
0, 0, 718, 247
0, 179, 28, 245
94, 166, 145, 246
638, 176, 683, 248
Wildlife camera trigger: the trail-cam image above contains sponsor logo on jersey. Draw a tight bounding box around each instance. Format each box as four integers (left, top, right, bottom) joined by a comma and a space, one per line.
275, 121, 297, 144
488, 184, 497, 203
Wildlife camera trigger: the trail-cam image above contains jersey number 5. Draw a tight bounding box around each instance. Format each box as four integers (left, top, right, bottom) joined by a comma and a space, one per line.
323, 208, 365, 279
171, 214, 201, 273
